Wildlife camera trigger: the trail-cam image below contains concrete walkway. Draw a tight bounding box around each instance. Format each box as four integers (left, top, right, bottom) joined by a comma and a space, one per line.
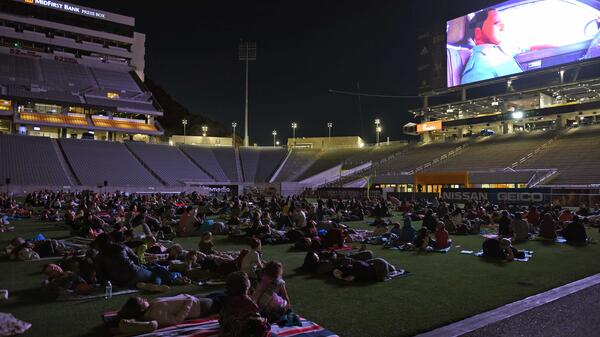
416, 273, 600, 337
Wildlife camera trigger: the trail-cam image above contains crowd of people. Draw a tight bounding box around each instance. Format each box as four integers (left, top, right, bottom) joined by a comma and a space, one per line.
1, 189, 598, 335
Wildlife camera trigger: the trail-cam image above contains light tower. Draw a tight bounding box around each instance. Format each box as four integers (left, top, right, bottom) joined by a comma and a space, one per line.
272, 130, 277, 147
181, 119, 188, 144
291, 122, 298, 146
202, 125, 208, 137
374, 118, 382, 145
239, 40, 257, 147
327, 122, 333, 140
231, 122, 237, 147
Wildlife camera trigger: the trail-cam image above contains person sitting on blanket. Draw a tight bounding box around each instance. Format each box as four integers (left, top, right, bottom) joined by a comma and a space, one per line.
413, 227, 433, 251
482, 238, 524, 261
511, 212, 530, 243
92, 233, 178, 291
434, 222, 450, 250
398, 217, 416, 244
240, 239, 264, 286
560, 216, 588, 244
198, 231, 217, 255
539, 213, 558, 240
423, 209, 438, 232
558, 209, 574, 224
118, 293, 219, 327
321, 227, 348, 249
220, 271, 270, 337
333, 257, 397, 282
252, 261, 291, 322
498, 211, 513, 237
177, 206, 199, 237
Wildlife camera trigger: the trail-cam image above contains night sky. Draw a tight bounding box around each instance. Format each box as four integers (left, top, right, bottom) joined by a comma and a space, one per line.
73, 0, 498, 145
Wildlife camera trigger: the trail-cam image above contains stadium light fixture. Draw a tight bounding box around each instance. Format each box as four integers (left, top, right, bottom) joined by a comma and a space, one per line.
327, 122, 333, 140
33, 126, 40, 131
272, 130, 277, 146
202, 125, 208, 137
231, 122, 237, 147
512, 111, 524, 119
374, 119, 382, 145
182, 119, 188, 144
239, 40, 257, 147
291, 122, 298, 145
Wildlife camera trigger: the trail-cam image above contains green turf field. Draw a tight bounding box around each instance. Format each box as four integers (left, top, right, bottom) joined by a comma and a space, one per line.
2, 216, 600, 337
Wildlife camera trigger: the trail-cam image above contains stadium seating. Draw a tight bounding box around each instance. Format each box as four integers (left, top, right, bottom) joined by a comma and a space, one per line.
427, 131, 557, 172
211, 147, 240, 182
179, 145, 231, 182
273, 149, 321, 182
519, 125, 600, 185
89, 68, 141, 92
59, 138, 161, 187
0, 53, 42, 85
39, 58, 96, 91
0, 134, 71, 186
239, 147, 288, 182
125, 142, 213, 186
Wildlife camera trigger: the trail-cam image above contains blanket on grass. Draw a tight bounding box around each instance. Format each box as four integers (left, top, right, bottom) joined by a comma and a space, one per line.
102, 312, 339, 337
474, 250, 534, 262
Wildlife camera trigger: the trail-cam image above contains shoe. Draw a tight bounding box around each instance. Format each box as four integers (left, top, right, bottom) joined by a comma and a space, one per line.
136, 282, 170, 293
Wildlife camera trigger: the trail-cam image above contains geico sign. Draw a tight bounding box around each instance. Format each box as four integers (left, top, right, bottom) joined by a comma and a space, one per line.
497, 192, 543, 202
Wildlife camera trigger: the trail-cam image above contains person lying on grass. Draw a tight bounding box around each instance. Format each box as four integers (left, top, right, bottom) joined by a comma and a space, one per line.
333, 257, 398, 282
220, 271, 270, 337
118, 293, 220, 327
482, 237, 525, 261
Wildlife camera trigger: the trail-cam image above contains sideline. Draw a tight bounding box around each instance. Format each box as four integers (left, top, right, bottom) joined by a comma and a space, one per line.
416, 273, 600, 337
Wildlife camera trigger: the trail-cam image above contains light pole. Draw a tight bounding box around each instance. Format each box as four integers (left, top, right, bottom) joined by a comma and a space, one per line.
239, 40, 257, 147
327, 122, 333, 140
202, 125, 208, 137
231, 122, 237, 147
374, 119, 381, 146
182, 119, 188, 144
272, 130, 277, 147
291, 122, 298, 146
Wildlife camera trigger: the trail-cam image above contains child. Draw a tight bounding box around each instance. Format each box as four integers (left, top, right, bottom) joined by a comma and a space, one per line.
198, 232, 217, 255
241, 239, 264, 284
219, 271, 269, 337
434, 222, 450, 249
252, 261, 291, 322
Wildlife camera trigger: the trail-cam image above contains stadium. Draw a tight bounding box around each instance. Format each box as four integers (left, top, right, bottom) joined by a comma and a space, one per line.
1, 0, 600, 336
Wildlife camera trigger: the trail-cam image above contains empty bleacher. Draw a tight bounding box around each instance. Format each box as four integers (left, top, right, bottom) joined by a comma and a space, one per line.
0, 53, 42, 85
40, 59, 96, 91
519, 125, 600, 185
179, 145, 230, 182
239, 147, 288, 182
427, 131, 557, 172
0, 134, 71, 186
273, 149, 321, 182
125, 142, 213, 186
59, 138, 161, 187
90, 68, 140, 92
212, 147, 240, 181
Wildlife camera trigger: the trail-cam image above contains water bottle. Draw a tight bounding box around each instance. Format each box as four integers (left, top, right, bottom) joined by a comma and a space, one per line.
105, 281, 113, 299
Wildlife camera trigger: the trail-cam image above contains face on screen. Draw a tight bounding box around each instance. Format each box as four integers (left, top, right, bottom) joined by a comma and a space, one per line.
446, 0, 600, 87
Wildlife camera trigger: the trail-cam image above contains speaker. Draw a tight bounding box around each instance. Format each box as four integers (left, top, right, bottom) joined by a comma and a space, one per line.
5, 178, 10, 185
103, 180, 108, 187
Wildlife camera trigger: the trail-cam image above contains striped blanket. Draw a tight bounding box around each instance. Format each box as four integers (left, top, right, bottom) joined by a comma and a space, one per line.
104, 313, 338, 337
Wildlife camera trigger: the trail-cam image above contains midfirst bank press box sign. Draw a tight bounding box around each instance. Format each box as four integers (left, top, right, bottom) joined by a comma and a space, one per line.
21, 0, 107, 19
441, 188, 551, 205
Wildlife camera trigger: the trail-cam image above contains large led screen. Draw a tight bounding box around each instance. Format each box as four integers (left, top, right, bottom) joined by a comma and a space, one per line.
447, 0, 600, 87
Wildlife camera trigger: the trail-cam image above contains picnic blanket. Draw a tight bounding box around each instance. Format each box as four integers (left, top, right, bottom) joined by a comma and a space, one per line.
347, 229, 374, 243
474, 250, 534, 262
431, 242, 452, 253
102, 312, 339, 337
384, 269, 411, 282
532, 235, 567, 243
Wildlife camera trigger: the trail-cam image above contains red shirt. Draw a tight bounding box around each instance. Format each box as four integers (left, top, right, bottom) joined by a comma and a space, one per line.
434, 229, 449, 249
